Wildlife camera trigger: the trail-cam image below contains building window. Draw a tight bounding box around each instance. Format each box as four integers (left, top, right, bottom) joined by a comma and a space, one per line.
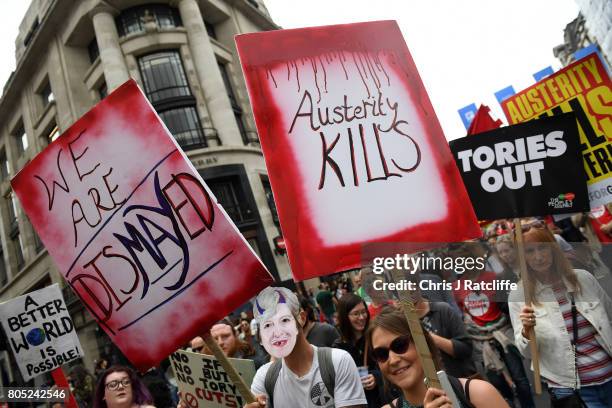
205, 21, 217, 40
32, 226, 44, 253
116, 5, 182, 37
11, 232, 24, 271
159, 107, 206, 150
99, 82, 108, 100
23, 18, 39, 47
0, 150, 9, 182
139, 50, 206, 150
0, 247, 6, 287
13, 125, 27, 156
207, 177, 254, 226
219, 63, 250, 144
88, 39, 99, 63
7, 192, 19, 233
44, 123, 60, 145
219, 63, 238, 107
261, 177, 279, 226
39, 79, 54, 107
139, 51, 191, 103
7, 192, 23, 270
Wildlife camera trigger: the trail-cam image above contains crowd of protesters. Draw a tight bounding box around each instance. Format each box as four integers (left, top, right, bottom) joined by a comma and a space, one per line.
23, 206, 612, 408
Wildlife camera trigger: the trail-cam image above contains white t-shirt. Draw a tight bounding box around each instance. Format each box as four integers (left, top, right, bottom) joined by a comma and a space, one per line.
251, 346, 367, 408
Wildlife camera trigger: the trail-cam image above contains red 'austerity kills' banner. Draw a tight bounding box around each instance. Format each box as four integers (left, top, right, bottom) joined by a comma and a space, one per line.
236, 21, 480, 281
11, 80, 274, 371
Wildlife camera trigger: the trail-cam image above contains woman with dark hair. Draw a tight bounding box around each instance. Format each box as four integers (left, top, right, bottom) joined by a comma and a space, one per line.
333, 293, 385, 407
93, 366, 155, 408
509, 221, 612, 407
368, 307, 508, 408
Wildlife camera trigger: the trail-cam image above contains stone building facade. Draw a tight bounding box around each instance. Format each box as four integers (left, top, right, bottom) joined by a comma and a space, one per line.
0, 0, 291, 383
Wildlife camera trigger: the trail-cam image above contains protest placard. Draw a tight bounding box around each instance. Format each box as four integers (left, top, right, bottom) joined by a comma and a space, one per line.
236, 20, 480, 281
170, 349, 256, 408
449, 114, 589, 220
501, 54, 612, 208
0, 284, 83, 381
10, 80, 274, 371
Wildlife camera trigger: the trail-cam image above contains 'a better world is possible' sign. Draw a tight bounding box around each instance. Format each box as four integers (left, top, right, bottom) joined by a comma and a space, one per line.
0, 284, 83, 381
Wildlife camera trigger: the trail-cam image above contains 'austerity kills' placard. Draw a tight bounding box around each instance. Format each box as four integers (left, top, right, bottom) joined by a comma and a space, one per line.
236, 20, 480, 281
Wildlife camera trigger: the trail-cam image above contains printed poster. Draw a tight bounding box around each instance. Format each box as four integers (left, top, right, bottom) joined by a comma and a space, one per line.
501, 54, 612, 208
236, 20, 480, 281
450, 114, 589, 219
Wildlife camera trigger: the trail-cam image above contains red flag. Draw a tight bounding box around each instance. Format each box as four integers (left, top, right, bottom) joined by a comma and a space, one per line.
467, 104, 503, 135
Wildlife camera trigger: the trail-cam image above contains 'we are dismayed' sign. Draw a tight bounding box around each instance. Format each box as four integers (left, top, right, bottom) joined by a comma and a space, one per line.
11, 80, 273, 370
236, 20, 480, 280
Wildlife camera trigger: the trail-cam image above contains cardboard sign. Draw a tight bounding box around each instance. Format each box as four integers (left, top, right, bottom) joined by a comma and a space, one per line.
449, 114, 589, 219
10, 80, 274, 371
501, 54, 612, 208
170, 349, 256, 408
236, 20, 480, 281
0, 284, 83, 381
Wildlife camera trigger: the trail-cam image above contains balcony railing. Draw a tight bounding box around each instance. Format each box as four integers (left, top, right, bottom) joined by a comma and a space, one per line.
146, 85, 192, 104
244, 131, 260, 146
175, 127, 218, 151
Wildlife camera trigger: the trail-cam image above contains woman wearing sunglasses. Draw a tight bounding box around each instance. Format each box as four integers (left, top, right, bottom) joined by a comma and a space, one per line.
368, 308, 508, 408
508, 222, 612, 407
93, 366, 155, 408
333, 293, 386, 407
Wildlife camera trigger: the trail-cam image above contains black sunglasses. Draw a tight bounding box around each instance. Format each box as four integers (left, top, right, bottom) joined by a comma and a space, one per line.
372, 334, 412, 363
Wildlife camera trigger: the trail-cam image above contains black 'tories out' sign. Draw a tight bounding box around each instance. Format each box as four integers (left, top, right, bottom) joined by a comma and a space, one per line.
449, 113, 589, 220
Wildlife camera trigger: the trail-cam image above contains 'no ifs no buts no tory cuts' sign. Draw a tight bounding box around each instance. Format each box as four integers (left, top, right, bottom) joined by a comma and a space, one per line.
236, 20, 481, 281
10, 80, 274, 371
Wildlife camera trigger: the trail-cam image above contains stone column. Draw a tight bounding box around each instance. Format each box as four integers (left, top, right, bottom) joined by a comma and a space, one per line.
176, 0, 243, 146
91, 3, 130, 91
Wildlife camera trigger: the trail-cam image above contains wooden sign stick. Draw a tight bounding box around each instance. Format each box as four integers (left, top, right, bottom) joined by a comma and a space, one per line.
203, 334, 256, 404
513, 218, 542, 394
389, 268, 442, 390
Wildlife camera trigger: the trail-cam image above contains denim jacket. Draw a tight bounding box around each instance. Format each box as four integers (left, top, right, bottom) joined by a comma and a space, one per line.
508, 269, 612, 388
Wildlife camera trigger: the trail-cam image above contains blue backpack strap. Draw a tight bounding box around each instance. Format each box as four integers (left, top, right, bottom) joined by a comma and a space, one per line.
317, 347, 336, 399
264, 360, 282, 408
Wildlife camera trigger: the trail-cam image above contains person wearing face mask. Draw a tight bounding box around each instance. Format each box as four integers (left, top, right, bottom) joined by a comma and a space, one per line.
245, 287, 367, 408
368, 307, 509, 408
333, 293, 386, 407
509, 221, 612, 407
93, 366, 155, 408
